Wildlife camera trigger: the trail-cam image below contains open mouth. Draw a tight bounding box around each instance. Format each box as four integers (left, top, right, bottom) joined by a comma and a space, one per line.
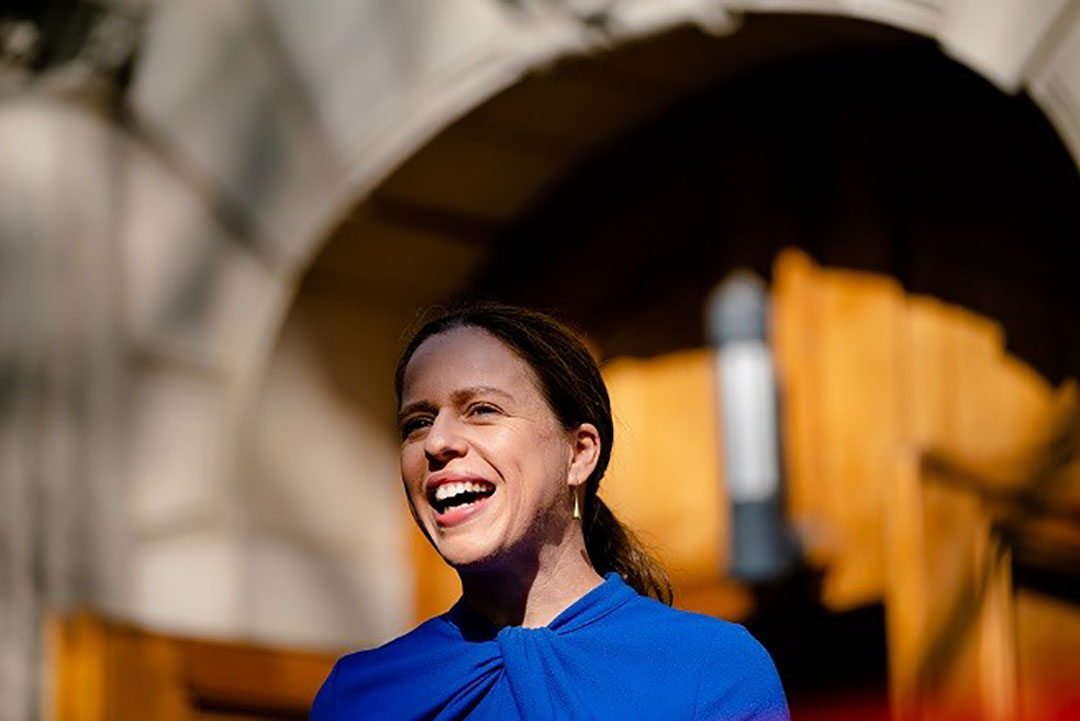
428, 480, 496, 515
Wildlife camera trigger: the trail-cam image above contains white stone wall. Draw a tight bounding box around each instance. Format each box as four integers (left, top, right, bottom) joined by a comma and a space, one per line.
242, 293, 417, 648
0, 100, 127, 721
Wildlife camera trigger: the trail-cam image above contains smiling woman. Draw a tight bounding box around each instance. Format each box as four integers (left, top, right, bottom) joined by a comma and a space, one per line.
310, 303, 789, 720
400, 325, 589, 584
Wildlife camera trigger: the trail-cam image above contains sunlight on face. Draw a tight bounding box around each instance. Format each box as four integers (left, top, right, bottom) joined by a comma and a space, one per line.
398, 326, 575, 570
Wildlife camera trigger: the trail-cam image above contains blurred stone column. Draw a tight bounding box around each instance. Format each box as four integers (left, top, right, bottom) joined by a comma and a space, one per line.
0, 99, 126, 721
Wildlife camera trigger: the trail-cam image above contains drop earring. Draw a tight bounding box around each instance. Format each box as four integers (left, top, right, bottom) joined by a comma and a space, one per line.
572, 488, 581, 520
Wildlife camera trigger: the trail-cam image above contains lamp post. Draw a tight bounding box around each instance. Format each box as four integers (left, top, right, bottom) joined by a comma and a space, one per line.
707, 271, 794, 582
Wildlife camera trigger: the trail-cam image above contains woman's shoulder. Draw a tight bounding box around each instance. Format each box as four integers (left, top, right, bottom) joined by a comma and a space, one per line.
558, 573, 774, 668
310, 614, 479, 721
334, 613, 463, 673
608, 594, 790, 720
615, 590, 759, 649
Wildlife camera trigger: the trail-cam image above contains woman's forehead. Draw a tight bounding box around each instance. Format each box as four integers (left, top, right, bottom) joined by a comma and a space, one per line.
401, 326, 539, 400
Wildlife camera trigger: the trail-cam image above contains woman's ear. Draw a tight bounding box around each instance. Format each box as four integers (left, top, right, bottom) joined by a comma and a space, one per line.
568, 423, 601, 488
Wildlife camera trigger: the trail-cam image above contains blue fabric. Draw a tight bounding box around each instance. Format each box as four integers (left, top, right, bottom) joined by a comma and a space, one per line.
311, 573, 789, 720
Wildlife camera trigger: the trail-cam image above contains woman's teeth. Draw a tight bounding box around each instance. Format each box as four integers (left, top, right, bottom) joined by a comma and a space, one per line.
431, 481, 495, 512
434, 481, 488, 501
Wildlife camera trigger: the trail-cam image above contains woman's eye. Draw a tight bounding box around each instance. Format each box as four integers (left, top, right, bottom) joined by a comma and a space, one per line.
468, 403, 499, 418
400, 416, 431, 439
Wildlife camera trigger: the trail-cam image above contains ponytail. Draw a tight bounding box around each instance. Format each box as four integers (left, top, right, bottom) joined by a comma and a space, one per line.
584, 496, 673, 604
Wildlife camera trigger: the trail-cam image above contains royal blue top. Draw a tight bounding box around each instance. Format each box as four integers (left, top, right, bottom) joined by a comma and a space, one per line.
310, 573, 789, 720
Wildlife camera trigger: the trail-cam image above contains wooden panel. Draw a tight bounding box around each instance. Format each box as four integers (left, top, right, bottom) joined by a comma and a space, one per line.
774, 249, 1063, 608
49, 613, 110, 721
411, 523, 462, 624
603, 350, 751, 618
180, 637, 333, 715
884, 374, 1074, 719
1015, 590, 1080, 721
773, 249, 905, 608
816, 264, 904, 608
48, 613, 336, 721
771, 247, 821, 540
900, 476, 1018, 721
773, 249, 1080, 721
50, 613, 189, 721
904, 296, 1053, 468
604, 350, 726, 579
882, 449, 930, 716
884, 447, 1080, 721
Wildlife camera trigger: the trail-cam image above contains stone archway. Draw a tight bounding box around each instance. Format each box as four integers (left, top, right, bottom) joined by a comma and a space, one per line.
237, 2, 1080, 647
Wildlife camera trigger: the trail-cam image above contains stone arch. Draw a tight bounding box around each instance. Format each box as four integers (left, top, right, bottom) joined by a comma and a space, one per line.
136, 2, 1080, 287
90, 0, 1080, 640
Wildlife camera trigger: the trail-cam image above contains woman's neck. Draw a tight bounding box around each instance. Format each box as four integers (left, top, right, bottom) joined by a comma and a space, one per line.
458, 528, 604, 629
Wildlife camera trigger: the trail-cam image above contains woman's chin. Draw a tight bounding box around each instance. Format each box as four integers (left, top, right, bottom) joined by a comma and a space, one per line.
431, 520, 509, 570
436, 537, 501, 570
426, 494, 504, 565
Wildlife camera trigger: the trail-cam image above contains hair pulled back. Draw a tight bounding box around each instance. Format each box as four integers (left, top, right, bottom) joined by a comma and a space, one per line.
395, 303, 672, 604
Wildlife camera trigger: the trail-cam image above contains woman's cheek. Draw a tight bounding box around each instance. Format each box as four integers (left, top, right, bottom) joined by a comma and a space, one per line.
400, 444, 425, 491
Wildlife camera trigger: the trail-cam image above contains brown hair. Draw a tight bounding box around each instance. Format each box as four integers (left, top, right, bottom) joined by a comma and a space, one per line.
394, 303, 673, 604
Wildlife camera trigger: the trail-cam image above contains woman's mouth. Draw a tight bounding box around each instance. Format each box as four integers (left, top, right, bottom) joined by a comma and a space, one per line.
428, 480, 496, 527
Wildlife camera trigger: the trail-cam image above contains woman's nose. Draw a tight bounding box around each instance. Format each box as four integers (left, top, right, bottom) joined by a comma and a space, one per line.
423, 413, 468, 466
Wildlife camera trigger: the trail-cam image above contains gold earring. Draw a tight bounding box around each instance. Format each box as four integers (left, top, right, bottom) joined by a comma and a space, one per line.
572, 488, 581, 520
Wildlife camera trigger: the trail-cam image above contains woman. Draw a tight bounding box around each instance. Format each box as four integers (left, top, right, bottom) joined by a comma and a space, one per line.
311, 304, 789, 720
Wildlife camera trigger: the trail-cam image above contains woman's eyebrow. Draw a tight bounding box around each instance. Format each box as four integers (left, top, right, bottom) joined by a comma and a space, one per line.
397, 387, 512, 423
450, 386, 513, 405
397, 400, 437, 424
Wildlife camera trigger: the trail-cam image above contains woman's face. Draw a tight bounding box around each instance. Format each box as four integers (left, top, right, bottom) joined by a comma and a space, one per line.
398, 326, 588, 570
